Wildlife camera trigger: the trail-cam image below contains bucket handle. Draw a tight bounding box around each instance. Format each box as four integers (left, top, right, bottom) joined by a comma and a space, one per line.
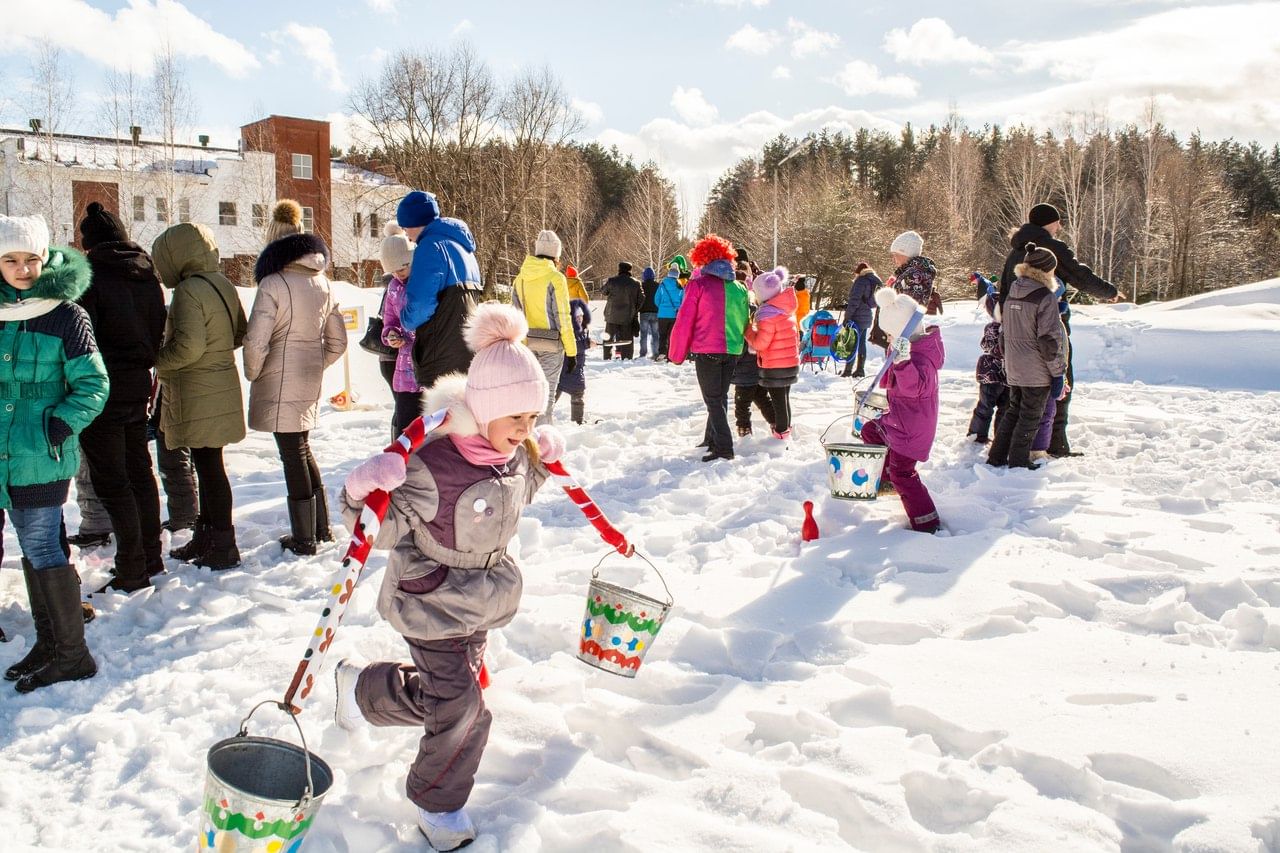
590, 549, 674, 607
819, 413, 856, 447
238, 700, 317, 811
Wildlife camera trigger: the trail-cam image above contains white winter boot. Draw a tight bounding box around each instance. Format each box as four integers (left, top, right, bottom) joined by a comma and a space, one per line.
333, 659, 365, 732
417, 807, 476, 851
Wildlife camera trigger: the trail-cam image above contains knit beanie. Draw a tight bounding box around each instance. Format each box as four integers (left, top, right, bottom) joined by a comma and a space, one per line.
889, 230, 924, 258
0, 214, 51, 260
265, 200, 303, 245
379, 222, 415, 275
463, 303, 548, 428
642, 266, 655, 282
752, 265, 788, 302
78, 201, 129, 250
565, 265, 578, 279
1023, 242, 1058, 272
396, 190, 440, 228
667, 263, 680, 276
534, 229, 562, 259
1029, 203, 1061, 228
875, 287, 924, 338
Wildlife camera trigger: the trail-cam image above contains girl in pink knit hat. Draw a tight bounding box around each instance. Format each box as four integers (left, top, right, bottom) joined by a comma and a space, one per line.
333, 303, 566, 850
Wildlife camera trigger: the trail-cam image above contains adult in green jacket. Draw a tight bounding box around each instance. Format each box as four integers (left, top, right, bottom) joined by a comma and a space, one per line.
152, 223, 247, 570
0, 214, 108, 693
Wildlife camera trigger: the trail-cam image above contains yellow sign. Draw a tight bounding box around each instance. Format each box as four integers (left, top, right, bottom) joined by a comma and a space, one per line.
341, 306, 363, 331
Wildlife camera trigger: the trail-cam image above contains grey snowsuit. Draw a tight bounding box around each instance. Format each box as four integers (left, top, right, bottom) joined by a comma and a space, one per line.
339, 382, 549, 812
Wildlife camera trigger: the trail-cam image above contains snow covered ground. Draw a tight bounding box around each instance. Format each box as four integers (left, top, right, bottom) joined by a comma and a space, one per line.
1, 281, 1278, 852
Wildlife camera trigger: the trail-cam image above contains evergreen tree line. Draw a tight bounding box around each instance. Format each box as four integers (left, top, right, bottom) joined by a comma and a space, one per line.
348, 43, 681, 294
701, 113, 1280, 310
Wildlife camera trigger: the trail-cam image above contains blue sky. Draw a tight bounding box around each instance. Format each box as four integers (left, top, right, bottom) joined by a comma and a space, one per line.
3, 0, 1278, 214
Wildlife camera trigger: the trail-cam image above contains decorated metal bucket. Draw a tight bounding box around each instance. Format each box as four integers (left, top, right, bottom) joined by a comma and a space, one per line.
820, 415, 889, 501
200, 702, 334, 853
578, 552, 673, 678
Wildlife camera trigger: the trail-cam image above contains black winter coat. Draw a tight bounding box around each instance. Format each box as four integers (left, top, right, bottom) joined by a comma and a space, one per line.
80, 240, 167, 405
640, 279, 659, 313
603, 274, 643, 325
999, 223, 1117, 308
412, 282, 480, 389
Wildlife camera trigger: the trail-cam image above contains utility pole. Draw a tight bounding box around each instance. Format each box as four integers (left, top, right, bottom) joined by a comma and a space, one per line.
773, 139, 813, 267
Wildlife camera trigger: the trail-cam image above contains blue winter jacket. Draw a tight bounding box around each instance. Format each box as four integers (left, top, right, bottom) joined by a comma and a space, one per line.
558, 300, 591, 395
843, 272, 880, 327
655, 271, 684, 320
401, 217, 482, 331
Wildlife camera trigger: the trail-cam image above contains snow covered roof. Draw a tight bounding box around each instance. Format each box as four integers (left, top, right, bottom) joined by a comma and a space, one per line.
0, 127, 241, 174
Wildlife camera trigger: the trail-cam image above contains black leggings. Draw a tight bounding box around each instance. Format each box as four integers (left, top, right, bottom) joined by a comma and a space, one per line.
765, 386, 792, 433
190, 447, 233, 531
274, 432, 322, 501
392, 390, 423, 438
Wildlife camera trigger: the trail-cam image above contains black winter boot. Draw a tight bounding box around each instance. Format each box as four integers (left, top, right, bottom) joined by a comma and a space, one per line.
312, 487, 333, 543
15, 565, 97, 693
170, 519, 211, 562
280, 497, 317, 556
5, 560, 53, 681
194, 529, 240, 570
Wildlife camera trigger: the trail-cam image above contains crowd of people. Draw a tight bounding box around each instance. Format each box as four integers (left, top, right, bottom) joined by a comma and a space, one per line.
0, 183, 1120, 849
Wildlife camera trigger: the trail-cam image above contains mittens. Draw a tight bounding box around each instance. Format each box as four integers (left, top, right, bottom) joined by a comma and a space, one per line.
891, 336, 912, 364
345, 452, 407, 501
534, 425, 565, 464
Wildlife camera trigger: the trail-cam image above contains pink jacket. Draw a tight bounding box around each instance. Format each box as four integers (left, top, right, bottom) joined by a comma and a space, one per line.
878, 326, 944, 462
743, 288, 800, 369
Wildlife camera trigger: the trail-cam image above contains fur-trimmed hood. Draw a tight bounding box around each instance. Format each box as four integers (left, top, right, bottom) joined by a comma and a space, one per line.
0, 245, 91, 303
423, 374, 481, 438
254, 232, 330, 282
1014, 262, 1056, 289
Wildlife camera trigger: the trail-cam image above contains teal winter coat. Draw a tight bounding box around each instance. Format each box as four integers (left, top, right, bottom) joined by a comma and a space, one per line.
0, 247, 109, 509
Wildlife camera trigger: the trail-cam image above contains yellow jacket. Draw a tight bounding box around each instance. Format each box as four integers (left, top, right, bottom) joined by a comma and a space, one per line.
566, 275, 588, 303
795, 287, 811, 331
511, 256, 577, 356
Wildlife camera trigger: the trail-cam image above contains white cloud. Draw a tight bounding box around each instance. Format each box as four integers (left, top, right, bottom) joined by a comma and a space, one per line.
883, 18, 992, 65
451, 19, 474, 38
368, 47, 388, 68
572, 98, 604, 126
598, 105, 899, 228
365, 0, 397, 12
0, 0, 259, 77
671, 86, 719, 126
787, 18, 841, 58
772, 65, 792, 80
726, 24, 780, 54
279, 23, 347, 93
701, 0, 770, 6
981, 2, 1280, 140
831, 60, 919, 98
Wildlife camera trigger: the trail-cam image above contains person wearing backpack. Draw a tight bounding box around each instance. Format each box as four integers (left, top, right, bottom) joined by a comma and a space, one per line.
841, 262, 879, 377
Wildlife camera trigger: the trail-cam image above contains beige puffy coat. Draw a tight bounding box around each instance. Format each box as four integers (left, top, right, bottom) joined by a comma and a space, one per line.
243, 233, 347, 433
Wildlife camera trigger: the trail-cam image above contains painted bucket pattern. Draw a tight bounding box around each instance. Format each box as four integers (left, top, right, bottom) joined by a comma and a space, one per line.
577, 553, 673, 678
820, 415, 889, 501
200, 703, 334, 853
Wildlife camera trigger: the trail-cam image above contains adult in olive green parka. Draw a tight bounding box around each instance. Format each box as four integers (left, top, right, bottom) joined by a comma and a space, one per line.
151, 223, 247, 569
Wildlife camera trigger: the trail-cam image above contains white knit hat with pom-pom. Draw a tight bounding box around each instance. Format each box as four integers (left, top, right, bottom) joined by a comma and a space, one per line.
463, 303, 548, 427
875, 286, 924, 339
379, 222, 415, 275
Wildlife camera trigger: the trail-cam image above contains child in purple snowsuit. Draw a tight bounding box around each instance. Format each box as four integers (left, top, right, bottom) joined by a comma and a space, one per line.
967, 290, 1008, 444
335, 304, 565, 850
380, 224, 421, 437
859, 288, 943, 533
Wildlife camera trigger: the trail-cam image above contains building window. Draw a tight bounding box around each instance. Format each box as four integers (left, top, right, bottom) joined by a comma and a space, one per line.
252, 204, 267, 229
218, 202, 237, 227
178, 198, 190, 223
352, 212, 363, 237
155, 197, 169, 223
369, 212, 380, 237
301, 206, 314, 233
133, 196, 145, 222
291, 153, 313, 180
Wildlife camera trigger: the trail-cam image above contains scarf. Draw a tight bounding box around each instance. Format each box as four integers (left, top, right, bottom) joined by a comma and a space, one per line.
450, 432, 516, 467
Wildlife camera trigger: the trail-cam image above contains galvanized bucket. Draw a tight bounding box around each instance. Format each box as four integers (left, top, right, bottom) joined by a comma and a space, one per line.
820, 416, 889, 501
199, 701, 334, 852
578, 551, 673, 678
